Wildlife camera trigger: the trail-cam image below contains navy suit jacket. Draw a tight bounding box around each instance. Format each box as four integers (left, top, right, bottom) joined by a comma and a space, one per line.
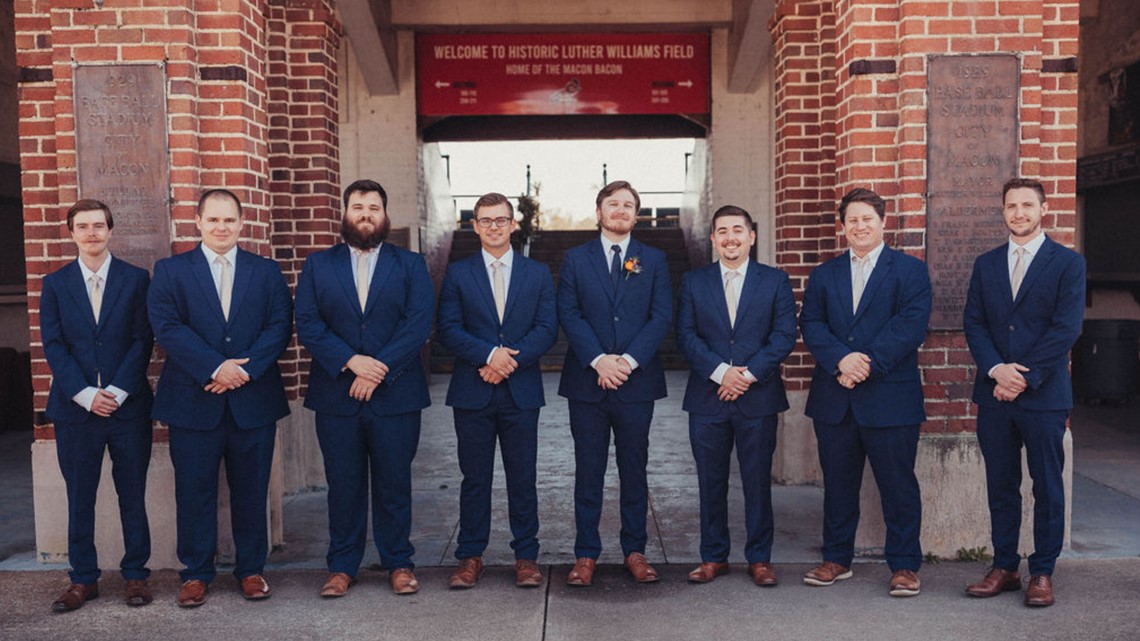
148, 245, 292, 430
800, 246, 932, 427
42, 257, 154, 424
557, 237, 672, 403
295, 242, 433, 417
677, 260, 796, 418
437, 252, 558, 411
963, 235, 1086, 411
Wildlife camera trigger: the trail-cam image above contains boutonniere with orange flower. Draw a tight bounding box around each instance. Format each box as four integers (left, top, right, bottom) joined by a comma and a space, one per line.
623, 256, 642, 280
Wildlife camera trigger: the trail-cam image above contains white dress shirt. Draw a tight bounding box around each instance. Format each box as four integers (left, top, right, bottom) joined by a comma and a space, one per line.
72, 255, 128, 411
483, 247, 514, 364
201, 244, 246, 380
350, 244, 381, 292
710, 261, 757, 385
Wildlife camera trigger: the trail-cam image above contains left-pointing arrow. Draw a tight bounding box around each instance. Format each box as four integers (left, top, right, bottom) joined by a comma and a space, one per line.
435, 80, 450, 89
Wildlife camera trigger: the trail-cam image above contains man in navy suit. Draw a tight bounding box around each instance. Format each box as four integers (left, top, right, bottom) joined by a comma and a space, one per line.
295, 179, 433, 598
42, 200, 154, 612
437, 192, 558, 589
677, 205, 796, 586
962, 177, 1085, 608
148, 189, 293, 607
557, 180, 672, 586
799, 187, 932, 597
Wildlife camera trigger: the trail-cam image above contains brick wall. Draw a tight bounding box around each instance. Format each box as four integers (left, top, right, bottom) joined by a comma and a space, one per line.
770, 0, 1080, 431
18, 0, 342, 435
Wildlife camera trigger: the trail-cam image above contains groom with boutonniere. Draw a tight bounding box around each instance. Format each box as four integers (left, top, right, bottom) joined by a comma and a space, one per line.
556, 180, 673, 587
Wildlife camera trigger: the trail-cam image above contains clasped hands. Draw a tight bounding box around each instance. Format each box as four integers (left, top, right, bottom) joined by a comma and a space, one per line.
595, 354, 632, 390
717, 366, 754, 401
204, 358, 251, 394
90, 389, 120, 417
836, 352, 872, 389
345, 354, 389, 401
991, 362, 1029, 402
479, 347, 520, 384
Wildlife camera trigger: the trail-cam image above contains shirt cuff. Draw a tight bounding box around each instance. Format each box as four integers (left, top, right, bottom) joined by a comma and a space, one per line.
987, 364, 1000, 379
710, 363, 730, 385
590, 354, 604, 369
621, 353, 639, 371
486, 347, 498, 365
742, 369, 757, 382
211, 363, 250, 380
105, 385, 129, 407
72, 386, 99, 412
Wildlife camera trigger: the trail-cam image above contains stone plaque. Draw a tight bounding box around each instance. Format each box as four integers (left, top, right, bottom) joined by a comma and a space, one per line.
75, 63, 171, 273
926, 55, 1019, 330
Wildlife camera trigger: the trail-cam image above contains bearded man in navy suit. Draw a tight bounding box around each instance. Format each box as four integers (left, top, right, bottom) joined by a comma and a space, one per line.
799, 187, 932, 597
148, 189, 293, 607
962, 177, 1085, 608
295, 179, 434, 598
677, 205, 796, 587
437, 192, 558, 589
42, 200, 154, 612
557, 180, 672, 587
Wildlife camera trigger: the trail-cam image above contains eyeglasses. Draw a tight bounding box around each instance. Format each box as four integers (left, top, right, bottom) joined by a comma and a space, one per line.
475, 217, 513, 229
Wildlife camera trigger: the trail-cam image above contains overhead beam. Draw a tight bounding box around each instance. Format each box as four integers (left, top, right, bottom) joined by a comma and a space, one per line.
335, 0, 399, 96
727, 0, 775, 94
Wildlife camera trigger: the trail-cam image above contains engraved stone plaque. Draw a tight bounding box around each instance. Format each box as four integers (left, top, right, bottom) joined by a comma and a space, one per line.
927, 55, 1020, 330
75, 64, 171, 273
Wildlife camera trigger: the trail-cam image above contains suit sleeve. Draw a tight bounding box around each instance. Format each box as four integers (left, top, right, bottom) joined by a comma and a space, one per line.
107, 271, 155, 396
40, 276, 90, 399
509, 265, 558, 368
557, 252, 607, 368
147, 260, 227, 385
1017, 253, 1086, 390
436, 266, 499, 366
676, 271, 723, 379
962, 256, 1003, 377
624, 251, 673, 365
799, 267, 851, 374
294, 254, 359, 376
744, 272, 797, 382
374, 253, 434, 379
239, 262, 293, 380
864, 259, 932, 378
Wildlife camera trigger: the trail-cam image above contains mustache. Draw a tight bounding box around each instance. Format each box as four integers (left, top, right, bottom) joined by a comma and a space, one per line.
341, 215, 390, 250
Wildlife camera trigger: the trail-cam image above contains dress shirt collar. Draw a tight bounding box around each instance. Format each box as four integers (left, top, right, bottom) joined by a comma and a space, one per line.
718, 259, 749, 284
850, 241, 885, 268
482, 247, 514, 270
201, 243, 239, 267
1007, 231, 1046, 258
78, 254, 112, 283
600, 233, 631, 261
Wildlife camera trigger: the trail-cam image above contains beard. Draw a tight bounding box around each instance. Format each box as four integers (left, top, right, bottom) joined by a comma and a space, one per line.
341, 214, 390, 250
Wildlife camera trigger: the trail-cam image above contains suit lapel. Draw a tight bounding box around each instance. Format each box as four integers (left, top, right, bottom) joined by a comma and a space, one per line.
97, 258, 128, 331
228, 249, 254, 325
838, 252, 856, 322
331, 243, 360, 314
189, 246, 227, 325
853, 247, 892, 322
364, 243, 396, 315
733, 261, 762, 326
502, 253, 525, 322
587, 240, 617, 304
468, 252, 499, 323
613, 238, 638, 307
1012, 237, 1056, 308
64, 261, 98, 331
707, 263, 733, 332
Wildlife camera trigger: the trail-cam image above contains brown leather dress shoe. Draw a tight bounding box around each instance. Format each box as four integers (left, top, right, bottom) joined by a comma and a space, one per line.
240, 574, 271, 600
889, 569, 921, 597
320, 572, 355, 598
1024, 574, 1055, 607
624, 552, 659, 583
177, 580, 208, 608
515, 560, 544, 587
688, 562, 729, 583
803, 561, 853, 586
124, 579, 152, 607
965, 567, 1021, 597
748, 562, 778, 587
51, 583, 99, 613
566, 558, 596, 587
391, 568, 420, 595
449, 557, 484, 589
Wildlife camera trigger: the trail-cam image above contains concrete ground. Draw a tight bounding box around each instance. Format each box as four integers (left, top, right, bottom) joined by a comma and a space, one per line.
1, 371, 1139, 639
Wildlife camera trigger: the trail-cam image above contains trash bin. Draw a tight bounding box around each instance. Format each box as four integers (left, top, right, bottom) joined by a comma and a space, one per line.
1072, 319, 1140, 403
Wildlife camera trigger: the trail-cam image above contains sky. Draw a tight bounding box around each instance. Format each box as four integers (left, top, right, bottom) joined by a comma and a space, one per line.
437, 138, 696, 227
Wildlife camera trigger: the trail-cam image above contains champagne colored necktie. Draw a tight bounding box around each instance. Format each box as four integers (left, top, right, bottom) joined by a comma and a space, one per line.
852, 256, 867, 313
724, 270, 739, 327
492, 260, 506, 322
90, 275, 103, 323
1010, 247, 1027, 299
356, 252, 369, 312
217, 256, 232, 321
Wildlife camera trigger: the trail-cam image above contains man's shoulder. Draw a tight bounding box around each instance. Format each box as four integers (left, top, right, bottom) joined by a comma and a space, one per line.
1043, 235, 1083, 261
629, 238, 666, 261
237, 247, 282, 270
44, 260, 78, 283
885, 246, 928, 271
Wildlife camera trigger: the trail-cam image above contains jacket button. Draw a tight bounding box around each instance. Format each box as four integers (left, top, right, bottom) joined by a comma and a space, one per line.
1008, 325, 1015, 332
847, 336, 855, 341
614, 316, 620, 322
225, 336, 232, 343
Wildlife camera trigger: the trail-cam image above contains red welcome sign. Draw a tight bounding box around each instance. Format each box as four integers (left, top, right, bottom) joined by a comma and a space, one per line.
416, 33, 710, 116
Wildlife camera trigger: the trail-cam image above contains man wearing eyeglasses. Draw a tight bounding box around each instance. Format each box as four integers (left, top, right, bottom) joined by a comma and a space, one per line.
436, 192, 558, 589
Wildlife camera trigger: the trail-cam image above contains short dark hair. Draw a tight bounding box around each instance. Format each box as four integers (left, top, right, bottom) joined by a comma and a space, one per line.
710, 205, 754, 233
1002, 177, 1047, 204
839, 187, 886, 223
473, 192, 514, 219
595, 180, 640, 213
66, 199, 113, 231
197, 189, 243, 217
343, 179, 388, 210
